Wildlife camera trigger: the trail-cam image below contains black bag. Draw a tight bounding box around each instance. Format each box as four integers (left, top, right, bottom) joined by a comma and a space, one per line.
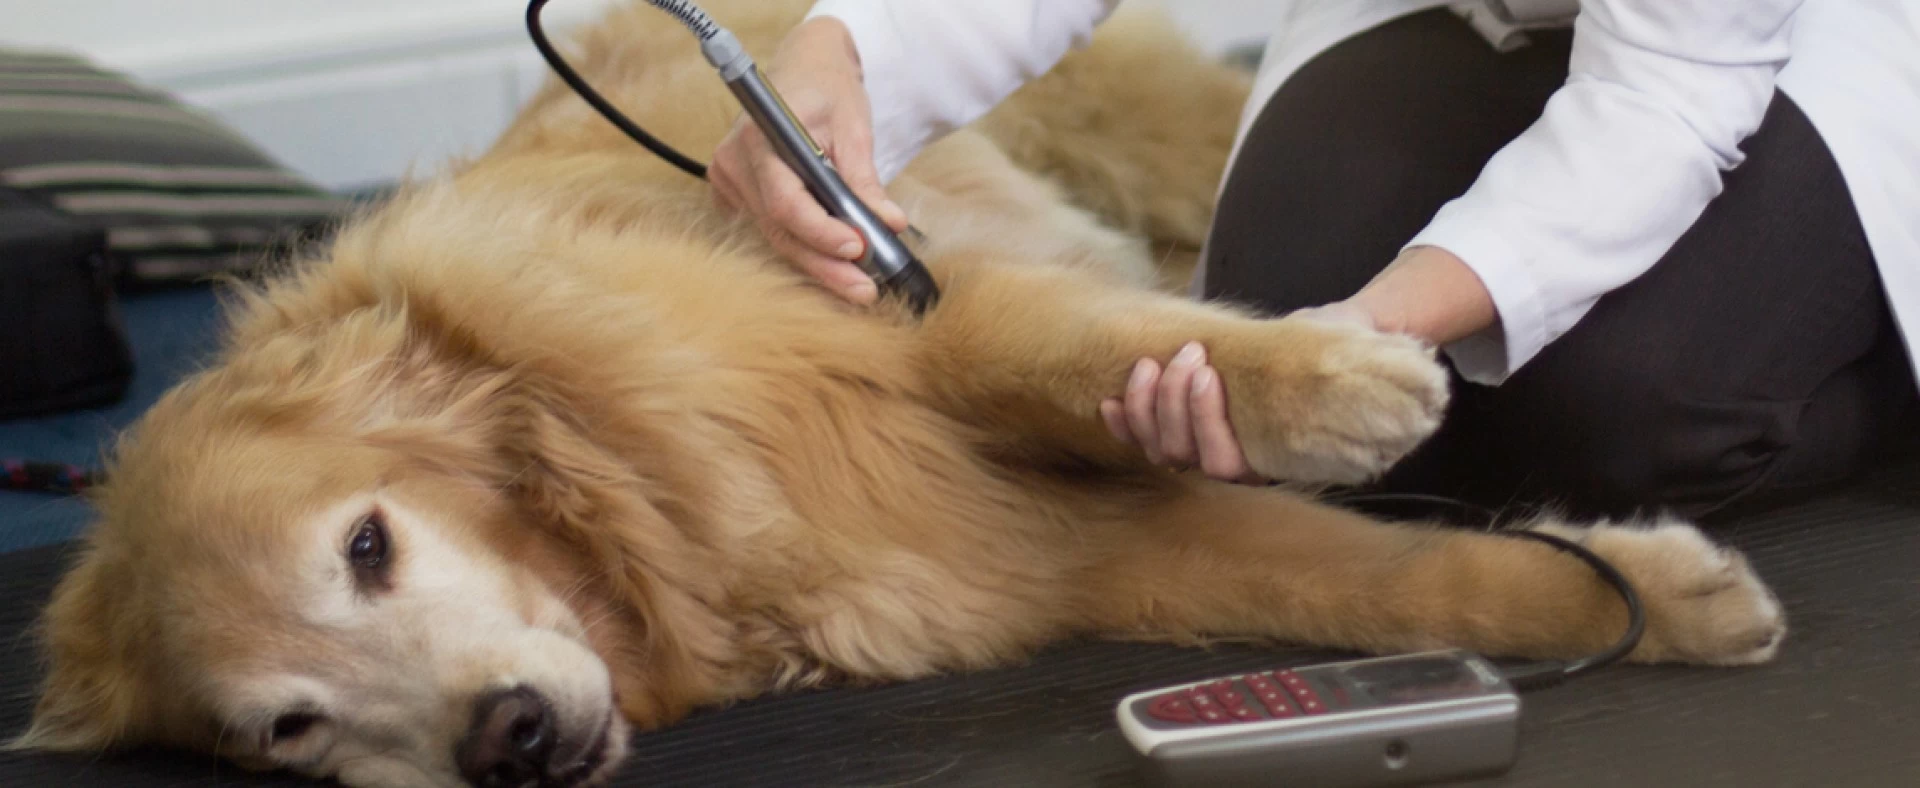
0, 187, 134, 420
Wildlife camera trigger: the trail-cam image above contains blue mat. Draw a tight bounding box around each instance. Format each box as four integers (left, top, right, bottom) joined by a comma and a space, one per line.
0, 285, 224, 553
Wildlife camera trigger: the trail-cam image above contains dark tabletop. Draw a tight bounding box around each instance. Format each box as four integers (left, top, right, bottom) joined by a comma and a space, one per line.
3, 284, 1917, 786
3, 463, 1917, 788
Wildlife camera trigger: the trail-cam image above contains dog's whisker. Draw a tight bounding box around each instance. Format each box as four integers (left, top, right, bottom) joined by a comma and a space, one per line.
555, 570, 612, 612
577, 606, 623, 635
211, 716, 235, 783
477, 459, 538, 514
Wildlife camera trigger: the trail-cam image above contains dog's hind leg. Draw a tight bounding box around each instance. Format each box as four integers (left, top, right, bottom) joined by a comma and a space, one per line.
916, 258, 1446, 485
1067, 481, 1787, 667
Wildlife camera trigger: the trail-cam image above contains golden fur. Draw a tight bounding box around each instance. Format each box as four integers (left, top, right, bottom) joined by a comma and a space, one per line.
8, 3, 1787, 786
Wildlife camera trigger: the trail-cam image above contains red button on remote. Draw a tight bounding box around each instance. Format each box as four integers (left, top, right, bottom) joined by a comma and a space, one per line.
1258, 690, 1296, 718
1230, 706, 1262, 721
1284, 678, 1327, 715
1148, 694, 1198, 723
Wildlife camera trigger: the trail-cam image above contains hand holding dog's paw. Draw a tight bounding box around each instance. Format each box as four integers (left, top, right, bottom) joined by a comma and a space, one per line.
1101, 318, 1449, 485
1100, 342, 1267, 484
1529, 518, 1787, 666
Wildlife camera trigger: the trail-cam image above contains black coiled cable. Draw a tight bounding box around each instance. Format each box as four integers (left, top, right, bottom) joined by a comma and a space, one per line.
525, 0, 712, 179
1324, 492, 1646, 690
642, 0, 721, 40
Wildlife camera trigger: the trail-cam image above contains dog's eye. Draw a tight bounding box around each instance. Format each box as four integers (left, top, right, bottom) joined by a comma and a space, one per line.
269, 712, 321, 744
347, 511, 389, 570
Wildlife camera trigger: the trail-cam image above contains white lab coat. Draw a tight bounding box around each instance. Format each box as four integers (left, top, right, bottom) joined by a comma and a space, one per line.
805, 0, 1920, 389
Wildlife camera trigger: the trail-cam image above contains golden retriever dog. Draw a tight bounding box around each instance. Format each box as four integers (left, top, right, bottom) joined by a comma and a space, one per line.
8, 2, 1787, 786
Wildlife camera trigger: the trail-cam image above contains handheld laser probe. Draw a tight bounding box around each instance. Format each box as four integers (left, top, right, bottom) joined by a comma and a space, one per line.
526, 0, 940, 314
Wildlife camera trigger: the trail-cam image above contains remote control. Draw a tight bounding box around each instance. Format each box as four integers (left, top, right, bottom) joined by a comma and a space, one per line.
1117, 649, 1520, 787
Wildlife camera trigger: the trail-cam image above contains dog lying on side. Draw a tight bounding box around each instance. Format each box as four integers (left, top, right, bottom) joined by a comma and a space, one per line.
7, 2, 1786, 787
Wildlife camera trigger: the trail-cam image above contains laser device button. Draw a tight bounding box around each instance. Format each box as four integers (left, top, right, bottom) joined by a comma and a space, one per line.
1259, 694, 1297, 718
1147, 695, 1198, 724
1290, 686, 1328, 714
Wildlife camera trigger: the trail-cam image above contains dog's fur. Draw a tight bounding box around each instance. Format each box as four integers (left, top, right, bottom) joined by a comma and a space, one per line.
8, 3, 1787, 786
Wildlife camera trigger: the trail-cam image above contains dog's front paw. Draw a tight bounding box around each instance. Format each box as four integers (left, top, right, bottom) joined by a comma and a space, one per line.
1218, 317, 1449, 485
1530, 518, 1786, 666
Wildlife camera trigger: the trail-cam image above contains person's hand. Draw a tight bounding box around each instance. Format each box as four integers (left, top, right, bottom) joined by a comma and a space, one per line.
710, 16, 910, 306
1098, 304, 1380, 484
1100, 341, 1259, 483
1344, 245, 1496, 345
1099, 244, 1497, 483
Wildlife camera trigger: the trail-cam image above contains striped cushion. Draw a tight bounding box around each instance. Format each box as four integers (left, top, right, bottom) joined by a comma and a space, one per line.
0, 48, 350, 286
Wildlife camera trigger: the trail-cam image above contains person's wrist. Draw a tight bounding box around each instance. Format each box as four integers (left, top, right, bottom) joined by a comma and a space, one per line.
1347, 246, 1497, 346
1346, 277, 1418, 338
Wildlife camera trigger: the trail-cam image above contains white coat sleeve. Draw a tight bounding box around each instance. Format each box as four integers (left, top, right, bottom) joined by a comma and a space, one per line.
1406, 0, 1806, 385
804, 0, 1122, 184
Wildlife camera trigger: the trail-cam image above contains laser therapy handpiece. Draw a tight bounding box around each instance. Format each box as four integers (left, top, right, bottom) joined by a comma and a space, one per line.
691, 13, 941, 314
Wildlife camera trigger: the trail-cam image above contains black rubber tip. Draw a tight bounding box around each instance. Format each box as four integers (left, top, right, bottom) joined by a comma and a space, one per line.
884, 263, 941, 317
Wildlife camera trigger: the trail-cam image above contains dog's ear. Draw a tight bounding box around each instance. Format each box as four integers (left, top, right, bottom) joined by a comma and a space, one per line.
366, 308, 741, 727
7, 547, 151, 753
492, 375, 740, 727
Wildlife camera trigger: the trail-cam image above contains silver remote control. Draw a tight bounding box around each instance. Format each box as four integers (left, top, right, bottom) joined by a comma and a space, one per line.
1117, 649, 1521, 787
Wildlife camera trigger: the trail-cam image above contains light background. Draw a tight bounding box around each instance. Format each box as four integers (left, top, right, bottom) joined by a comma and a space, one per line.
0, 0, 1277, 191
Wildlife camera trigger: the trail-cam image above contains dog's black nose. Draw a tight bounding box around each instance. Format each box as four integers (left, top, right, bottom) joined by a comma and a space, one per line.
458, 686, 557, 788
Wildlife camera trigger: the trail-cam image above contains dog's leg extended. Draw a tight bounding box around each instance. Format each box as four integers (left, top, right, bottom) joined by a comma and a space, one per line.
916, 258, 1448, 484
1068, 481, 1786, 666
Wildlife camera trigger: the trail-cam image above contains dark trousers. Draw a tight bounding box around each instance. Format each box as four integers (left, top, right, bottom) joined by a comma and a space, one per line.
1200, 10, 1919, 520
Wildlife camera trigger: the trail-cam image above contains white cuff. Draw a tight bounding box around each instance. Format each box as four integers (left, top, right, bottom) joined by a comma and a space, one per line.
1404, 215, 1553, 387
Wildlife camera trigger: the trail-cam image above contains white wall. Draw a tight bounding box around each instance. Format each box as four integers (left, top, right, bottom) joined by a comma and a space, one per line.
1, 0, 619, 191
0, 0, 1274, 191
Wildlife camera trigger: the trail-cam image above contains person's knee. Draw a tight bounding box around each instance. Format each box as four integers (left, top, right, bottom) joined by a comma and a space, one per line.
1498, 354, 1784, 517
1203, 99, 1437, 311
1203, 22, 1535, 312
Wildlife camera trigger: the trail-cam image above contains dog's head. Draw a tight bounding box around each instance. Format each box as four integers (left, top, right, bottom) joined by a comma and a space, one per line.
0, 281, 728, 787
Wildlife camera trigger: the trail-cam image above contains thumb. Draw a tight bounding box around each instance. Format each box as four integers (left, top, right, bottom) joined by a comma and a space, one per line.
831, 121, 909, 233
